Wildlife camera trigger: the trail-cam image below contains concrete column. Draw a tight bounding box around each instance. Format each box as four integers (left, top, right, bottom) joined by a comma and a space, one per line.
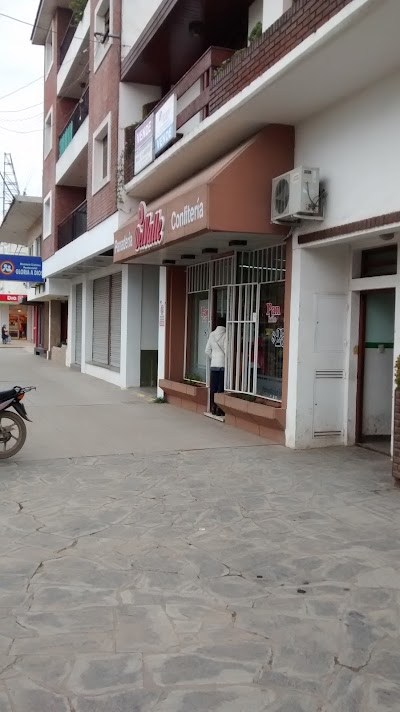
157, 266, 167, 397
120, 264, 143, 388
285, 242, 301, 448
263, 0, 292, 30
391, 237, 400, 456
66, 284, 74, 367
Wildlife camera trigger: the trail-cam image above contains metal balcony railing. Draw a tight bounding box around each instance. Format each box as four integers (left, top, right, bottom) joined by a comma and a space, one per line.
58, 88, 89, 158
58, 200, 87, 250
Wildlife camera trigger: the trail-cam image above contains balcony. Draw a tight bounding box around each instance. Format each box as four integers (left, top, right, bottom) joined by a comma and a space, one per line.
124, 46, 234, 185
56, 90, 89, 187
58, 201, 87, 250
57, 0, 90, 99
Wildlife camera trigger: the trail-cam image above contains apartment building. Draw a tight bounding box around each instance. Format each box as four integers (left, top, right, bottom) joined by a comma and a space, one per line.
0, 196, 42, 345
32, 0, 400, 454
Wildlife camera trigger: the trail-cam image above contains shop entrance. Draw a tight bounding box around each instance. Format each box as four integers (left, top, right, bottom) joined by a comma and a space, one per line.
9, 305, 28, 340
357, 289, 395, 455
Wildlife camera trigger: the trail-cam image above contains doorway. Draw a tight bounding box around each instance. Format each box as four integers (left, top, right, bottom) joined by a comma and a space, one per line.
357, 289, 395, 456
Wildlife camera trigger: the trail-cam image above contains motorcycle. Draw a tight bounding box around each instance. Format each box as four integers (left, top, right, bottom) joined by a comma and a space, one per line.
0, 386, 35, 459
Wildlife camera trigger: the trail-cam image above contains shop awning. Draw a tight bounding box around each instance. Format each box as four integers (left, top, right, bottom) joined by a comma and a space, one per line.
0, 196, 42, 247
114, 126, 293, 265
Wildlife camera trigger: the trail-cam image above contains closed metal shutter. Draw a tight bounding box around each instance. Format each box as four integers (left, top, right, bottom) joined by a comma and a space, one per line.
92, 276, 110, 365
75, 283, 83, 366
110, 273, 122, 369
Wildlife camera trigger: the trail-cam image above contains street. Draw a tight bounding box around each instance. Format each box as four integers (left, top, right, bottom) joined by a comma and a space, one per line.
0, 347, 398, 711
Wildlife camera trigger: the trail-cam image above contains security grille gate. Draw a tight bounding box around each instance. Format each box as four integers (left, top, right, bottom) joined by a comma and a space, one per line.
226, 283, 260, 394
92, 273, 122, 369
74, 283, 83, 366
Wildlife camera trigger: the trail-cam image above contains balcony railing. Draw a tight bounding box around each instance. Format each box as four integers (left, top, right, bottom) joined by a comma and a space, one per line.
58, 88, 89, 158
125, 46, 234, 184
59, 1, 89, 64
58, 200, 87, 250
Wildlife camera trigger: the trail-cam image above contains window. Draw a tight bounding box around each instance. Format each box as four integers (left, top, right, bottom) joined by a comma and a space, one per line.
92, 113, 111, 195
43, 192, 52, 239
44, 23, 54, 78
94, 0, 112, 71
28, 245, 34, 256
360, 245, 397, 278
101, 134, 108, 179
44, 107, 53, 157
35, 236, 42, 257
256, 282, 285, 401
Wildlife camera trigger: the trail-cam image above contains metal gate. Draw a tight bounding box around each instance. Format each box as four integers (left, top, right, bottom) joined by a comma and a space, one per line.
74, 283, 83, 366
110, 273, 122, 369
226, 283, 260, 395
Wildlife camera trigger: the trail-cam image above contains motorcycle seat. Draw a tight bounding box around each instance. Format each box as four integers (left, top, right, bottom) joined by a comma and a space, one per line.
0, 388, 18, 403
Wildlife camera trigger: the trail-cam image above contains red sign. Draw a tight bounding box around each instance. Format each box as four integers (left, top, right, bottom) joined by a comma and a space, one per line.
135, 201, 165, 253
0, 294, 25, 303
266, 303, 281, 324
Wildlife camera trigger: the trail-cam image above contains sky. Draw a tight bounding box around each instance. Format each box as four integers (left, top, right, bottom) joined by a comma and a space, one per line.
0, 0, 44, 201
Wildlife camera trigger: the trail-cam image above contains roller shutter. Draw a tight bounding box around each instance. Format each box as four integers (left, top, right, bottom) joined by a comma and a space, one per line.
92, 276, 110, 365
110, 272, 122, 369
75, 283, 83, 366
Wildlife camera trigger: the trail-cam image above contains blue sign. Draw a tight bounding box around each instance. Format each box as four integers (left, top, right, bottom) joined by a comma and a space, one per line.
0, 255, 44, 283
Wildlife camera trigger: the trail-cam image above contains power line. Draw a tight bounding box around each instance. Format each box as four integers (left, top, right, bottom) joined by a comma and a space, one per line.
0, 102, 43, 114
0, 11, 129, 48
0, 112, 43, 123
0, 125, 42, 134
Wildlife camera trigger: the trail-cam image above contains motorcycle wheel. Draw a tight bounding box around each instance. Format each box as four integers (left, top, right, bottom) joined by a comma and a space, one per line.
0, 411, 27, 459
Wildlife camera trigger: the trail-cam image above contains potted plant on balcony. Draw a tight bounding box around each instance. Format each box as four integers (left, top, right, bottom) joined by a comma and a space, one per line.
70, 0, 87, 25
213, 21, 263, 79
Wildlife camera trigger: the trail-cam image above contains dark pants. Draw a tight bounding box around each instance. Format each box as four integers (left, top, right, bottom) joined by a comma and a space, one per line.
210, 368, 225, 415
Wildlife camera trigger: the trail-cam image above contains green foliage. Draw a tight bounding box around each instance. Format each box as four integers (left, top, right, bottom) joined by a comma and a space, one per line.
395, 355, 400, 389
70, 0, 87, 24
248, 21, 263, 43
153, 396, 168, 404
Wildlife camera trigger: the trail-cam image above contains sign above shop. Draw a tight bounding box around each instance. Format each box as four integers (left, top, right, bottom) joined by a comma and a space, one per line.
134, 114, 154, 176
154, 95, 177, 156
0, 294, 25, 303
135, 202, 165, 253
0, 255, 43, 283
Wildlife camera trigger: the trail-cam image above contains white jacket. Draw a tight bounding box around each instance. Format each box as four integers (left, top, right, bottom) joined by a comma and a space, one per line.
205, 326, 226, 368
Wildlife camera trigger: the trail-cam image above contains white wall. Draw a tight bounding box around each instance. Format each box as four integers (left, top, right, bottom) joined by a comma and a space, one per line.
286, 244, 351, 448
121, 0, 163, 60
141, 265, 159, 351
249, 0, 263, 36
263, 0, 292, 31
295, 71, 400, 234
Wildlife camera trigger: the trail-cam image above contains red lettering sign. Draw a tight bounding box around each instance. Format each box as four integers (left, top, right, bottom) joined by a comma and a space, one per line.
135, 202, 165, 253
0, 294, 24, 302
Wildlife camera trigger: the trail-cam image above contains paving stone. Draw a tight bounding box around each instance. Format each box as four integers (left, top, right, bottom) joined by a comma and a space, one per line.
68, 654, 143, 694
145, 653, 260, 686
72, 690, 160, 712
116, 605, 179, 652
0, 688, 12, 712
152, 686, 277, 711
6, 678, 71, 712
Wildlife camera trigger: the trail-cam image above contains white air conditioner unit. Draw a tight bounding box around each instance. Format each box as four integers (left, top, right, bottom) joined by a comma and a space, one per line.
271, 167, 323, 223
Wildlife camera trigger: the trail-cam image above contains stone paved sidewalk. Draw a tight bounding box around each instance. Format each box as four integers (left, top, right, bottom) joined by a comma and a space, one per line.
0, 444, 398, 711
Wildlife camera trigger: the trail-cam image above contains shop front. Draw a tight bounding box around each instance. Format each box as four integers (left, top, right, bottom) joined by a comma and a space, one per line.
114, 127, 294, 440
0, 295, 29, 341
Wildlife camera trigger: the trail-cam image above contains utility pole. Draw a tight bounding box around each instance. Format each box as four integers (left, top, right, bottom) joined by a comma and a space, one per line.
0, 153, 20, 220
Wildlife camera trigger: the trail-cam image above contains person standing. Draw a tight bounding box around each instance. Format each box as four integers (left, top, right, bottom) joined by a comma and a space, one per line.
205, 316, 226, 417
1, 325, 9, 345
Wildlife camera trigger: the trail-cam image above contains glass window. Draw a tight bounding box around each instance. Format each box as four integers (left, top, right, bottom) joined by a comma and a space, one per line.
256, 282, 285, 400
186, 292, 209, 382
361, 246, 397, 277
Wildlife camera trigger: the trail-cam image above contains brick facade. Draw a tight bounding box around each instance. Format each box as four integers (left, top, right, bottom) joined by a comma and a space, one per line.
209, 0, 354, 115
393, 390, 400, 482
87, 0, 121, 231
42, 7, 87, 261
